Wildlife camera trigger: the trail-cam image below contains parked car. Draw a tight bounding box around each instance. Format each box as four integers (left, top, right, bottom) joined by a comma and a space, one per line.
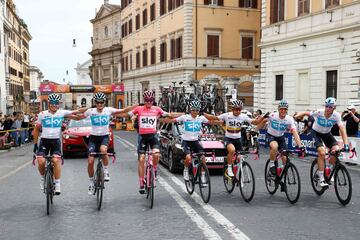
159, 122, 226, 172
62, 117, 114, 158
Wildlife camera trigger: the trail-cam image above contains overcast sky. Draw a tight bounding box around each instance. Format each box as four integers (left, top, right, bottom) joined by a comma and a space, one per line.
15, 0, 118, 84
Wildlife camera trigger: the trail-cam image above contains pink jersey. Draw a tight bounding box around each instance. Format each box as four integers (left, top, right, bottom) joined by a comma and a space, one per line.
129, 106, 168, 135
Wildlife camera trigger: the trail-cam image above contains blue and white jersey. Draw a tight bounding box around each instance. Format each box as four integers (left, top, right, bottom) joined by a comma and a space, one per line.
311, 109, 343, 134
84, 107, 118, 136
175, 114, 209, 141
267, 112, 296, 137
36, 110, 73, 139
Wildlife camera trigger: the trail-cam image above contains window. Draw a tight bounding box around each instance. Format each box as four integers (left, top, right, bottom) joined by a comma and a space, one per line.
124, 22, 128, 36
204, 0, 223, 6
125, 56, 128, 72
151, 46, 156, 65
160, 42, 167, 62
298, 0, 309, 16
129, 19, 133, 34
130, 54, 132, 70
326, 70, 337, 98
150, 3, 155, 21
176, 0, 184, 7
270, 0, 284, 24
142, 49, 148, 67
143, 8, 148, 26
160, 0, 166, 16
176, 36, 182, 59
241, 36, 254, 59
136, 14, 140, 30
136, 51, 140, 68
170, 39, 176, 60
239, 0, 257, 8
325, 0, 339, 9
104, 26, 109, 37
114, 22, 119, 35
207, 35, 219, 58
275, 74, 283, 100
297, 72, 309, 102
168, 0, 174, 12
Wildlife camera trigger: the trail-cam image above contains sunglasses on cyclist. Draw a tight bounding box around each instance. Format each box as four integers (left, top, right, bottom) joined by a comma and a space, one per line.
190, 108, 200, 112
279, 108, 288, 111
49, 101, 60, 105
325, 105, 335, 109
95, 101, 105, 105
233, 107, 241, 111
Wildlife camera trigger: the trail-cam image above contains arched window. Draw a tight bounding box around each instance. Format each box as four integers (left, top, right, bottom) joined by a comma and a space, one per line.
104, 26, 109, 37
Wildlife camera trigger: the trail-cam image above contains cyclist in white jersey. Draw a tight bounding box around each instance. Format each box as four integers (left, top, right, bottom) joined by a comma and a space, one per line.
204, 99, 264, 177
259, 100, 305, 176
33, 94, 86, 195
79, 92, 135, 195
295, 97, 349, 187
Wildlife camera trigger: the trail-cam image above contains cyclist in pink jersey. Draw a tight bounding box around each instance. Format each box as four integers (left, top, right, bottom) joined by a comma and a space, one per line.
128, 90, 181, 194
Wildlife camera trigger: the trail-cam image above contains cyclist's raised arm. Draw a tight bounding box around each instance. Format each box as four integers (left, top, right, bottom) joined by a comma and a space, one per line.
203, 113, 219, 121
251, 112, 270, 125
165, 112, 184, 118
256, 118, 268, 130
294, 111, 310, 120
113, 105, 138, 115
66, 113, 86, 121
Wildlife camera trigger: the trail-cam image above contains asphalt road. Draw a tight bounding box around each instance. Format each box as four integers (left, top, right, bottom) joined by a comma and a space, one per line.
0, 131, 359, 240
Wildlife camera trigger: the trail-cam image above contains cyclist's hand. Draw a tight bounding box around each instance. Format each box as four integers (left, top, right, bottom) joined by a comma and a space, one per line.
343, 144, 350, 152
33, 144, 38, 154
263, 112, 270, 118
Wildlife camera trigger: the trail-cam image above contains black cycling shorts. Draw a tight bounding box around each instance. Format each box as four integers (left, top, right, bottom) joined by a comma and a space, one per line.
309, 129, 338, 149
182, 140, 203, 155
138, 134, 160, 154
88, 135, 110, 155
224, 137, 243, 152
37, 138, 61, 157
266, 133, 287, 151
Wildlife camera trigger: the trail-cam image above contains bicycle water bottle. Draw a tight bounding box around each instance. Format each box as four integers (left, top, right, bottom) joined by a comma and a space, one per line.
325, 166, 331, 178
276, 162, 283, 176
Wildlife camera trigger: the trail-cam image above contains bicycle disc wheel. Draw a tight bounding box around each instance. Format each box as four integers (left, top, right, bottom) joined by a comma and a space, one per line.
239, 161, 255, 202
96, 165, 104, 210
284, 162, 301, 204
185, 165, 195, 195
149, 168, 155, 209
334, 164, 352, 206
310, 159, 325, 196
264, 159, 278, 194
45, 172, 53, 215
223, 163, 235, 193
199, 162, 211, 203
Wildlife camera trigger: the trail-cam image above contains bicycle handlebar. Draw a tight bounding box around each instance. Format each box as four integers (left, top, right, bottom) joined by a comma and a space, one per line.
32, 154, 64, 165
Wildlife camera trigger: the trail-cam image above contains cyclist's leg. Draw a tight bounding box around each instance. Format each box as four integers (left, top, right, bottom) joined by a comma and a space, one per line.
277, 136, 287, 165
36, 139, 47, 176
224, 138, 235, 165
267, 134, 279, 174
87, 136, 98, 178
182, 141, 192, 180
323, 133, 339, 165
99, 135, 110, 180
138, 135, 147, 191
51, 140, 62, 194
149, 134, 161, 167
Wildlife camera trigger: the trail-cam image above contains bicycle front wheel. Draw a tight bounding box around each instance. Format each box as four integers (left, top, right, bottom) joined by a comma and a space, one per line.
284, 162, 301, 204
185, 165, 195, 195
95, 164, 104, 210
148, 167, 155, 209
223, 163, 235, 193
239, 161, 255, 202
264, 159, 278, 194
310, 159, 325, 196
45, 172, 53, 215
334, 164, 352, 206
199, 162, 211, 203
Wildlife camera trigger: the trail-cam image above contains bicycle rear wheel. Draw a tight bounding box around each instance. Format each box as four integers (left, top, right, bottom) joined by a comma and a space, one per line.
239, 161, 255, 202
264, 159, 278, 194
95, 164, 104, 210
334, 164, 352, 206
45, 171, 53, 215
199, 162, 211, 203
310, 159, 325, 196
185, 165, 195, 195
223, 163, 235, 193
148, 167, 155, 209
284, 162, 301, 204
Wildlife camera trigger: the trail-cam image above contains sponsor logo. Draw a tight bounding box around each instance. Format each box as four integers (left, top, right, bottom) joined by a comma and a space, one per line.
317, 117, 336, 128
184, 121, 202, 132
42, 117, 64, 128
91, 116, 109, 126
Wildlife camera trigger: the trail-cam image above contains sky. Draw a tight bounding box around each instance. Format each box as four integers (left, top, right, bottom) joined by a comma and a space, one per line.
15, 0, 119, 84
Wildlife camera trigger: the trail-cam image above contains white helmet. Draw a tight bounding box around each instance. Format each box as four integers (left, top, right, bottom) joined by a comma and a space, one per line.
325, 97, 336, 106
94, 92, 106, 101
230, 99, 243, 108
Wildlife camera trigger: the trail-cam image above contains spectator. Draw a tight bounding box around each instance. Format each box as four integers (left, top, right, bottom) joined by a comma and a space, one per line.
11, 112, 23, 147
293, 112, 309, 134
342, 105, 360, 137
22, 113, 30, 143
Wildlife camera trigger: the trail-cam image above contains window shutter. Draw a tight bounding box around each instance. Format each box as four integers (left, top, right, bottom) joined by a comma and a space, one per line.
170, 39, 175, 60
218, 0, 224, 6
129, 19, 132, 34
279, 0, 284, 21
251, 0, 257, 8
204, 0, 210, 5
151, 46, 156, 64
168, 0, 173, 11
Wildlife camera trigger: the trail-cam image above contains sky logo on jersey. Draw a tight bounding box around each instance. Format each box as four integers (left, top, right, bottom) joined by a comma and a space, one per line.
228, 121, 242, 127
271, 121, 287, 131
91, 116, 109, 126
184, 121, 202, 132
317, 117, 336, 128
42, 117, 64, 128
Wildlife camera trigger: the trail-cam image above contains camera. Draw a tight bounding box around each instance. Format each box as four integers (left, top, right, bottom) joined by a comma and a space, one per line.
344, 110, 349, 114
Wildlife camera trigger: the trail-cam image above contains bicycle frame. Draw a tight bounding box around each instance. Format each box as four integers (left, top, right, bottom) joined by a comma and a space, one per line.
144, 150, 156, 188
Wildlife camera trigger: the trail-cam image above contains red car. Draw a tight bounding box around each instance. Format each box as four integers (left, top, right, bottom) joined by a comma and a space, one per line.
62, 118, 114, 158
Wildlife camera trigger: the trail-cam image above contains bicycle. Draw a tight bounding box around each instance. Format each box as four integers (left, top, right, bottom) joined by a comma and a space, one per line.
264, 150, 302, 204
158, 86, 171, 112
143, 147, 156, 209
90, 152, 115, 210
241, 125, 260, 154
185, 152, 211, 203
202, 84, 227, 114
310, 148, 355, 206
223, 150, 255, 202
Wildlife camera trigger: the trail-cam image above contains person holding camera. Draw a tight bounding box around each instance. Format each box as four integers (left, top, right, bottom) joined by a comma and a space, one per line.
342, 105, 359, 137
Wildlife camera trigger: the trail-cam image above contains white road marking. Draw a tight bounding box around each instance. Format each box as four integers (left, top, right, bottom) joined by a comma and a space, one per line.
159, 178, 222, 240
0, 161, 32, 182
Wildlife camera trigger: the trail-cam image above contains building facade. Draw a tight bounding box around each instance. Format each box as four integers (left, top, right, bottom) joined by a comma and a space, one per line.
0, 0, 6, 114
75, 59, 93, 108
256, 0, 360, 113
29, 65, 43, 113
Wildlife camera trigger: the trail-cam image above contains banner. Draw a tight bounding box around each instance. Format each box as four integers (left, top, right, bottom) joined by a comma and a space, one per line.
39, 84, 55, 93
112, 83, 124, 93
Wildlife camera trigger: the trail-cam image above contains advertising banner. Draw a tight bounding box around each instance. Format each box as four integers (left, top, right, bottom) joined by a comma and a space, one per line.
39, 84, 55, 93
112, 83, 124, 93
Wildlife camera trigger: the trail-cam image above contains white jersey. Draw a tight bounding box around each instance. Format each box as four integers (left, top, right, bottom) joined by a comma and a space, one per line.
36, 110, 73, 139
310, 109, 343, 134
84, 107, 118, 136
218, 112, 252, 139
175, 115, 209, 141
267, 112, 296, 137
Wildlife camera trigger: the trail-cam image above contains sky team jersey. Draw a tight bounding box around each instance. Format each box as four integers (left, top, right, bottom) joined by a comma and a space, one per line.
36, 110, 73, 139
175, 115, 209, 141
84, 107, 118, 136
310, 109, 343, 134
218, 112, 253, 139
129, 106, 167, 135
267, 112, 296, 137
